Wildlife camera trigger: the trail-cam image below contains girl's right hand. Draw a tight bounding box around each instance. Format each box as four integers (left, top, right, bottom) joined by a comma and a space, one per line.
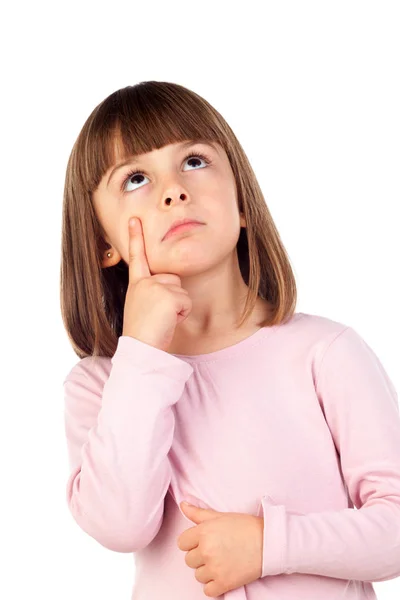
122, 217, 193, 352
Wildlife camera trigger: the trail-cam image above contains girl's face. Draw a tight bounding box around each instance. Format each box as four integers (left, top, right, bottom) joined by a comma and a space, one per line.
92, 139, 246, 277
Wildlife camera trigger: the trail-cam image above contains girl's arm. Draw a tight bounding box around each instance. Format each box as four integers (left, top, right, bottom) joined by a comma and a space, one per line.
63, 335, 193, 552
259, 326, 400, 582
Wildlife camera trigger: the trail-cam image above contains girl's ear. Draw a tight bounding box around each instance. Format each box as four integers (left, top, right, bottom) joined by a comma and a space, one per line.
101, 248, 122, 269
240, 213, 246, 228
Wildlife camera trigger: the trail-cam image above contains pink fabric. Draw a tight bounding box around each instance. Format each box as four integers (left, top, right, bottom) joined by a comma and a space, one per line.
63, 311, 400, 599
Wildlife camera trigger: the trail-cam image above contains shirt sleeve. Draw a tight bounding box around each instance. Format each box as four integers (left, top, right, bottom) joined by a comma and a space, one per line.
63, 335, 193, 553
259, 326, 400, 582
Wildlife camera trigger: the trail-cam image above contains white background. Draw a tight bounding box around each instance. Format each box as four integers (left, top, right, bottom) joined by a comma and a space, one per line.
1, 1, 399, 598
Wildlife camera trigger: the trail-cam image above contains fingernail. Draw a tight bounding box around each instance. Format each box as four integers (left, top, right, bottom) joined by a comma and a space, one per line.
129, 218, 137, 228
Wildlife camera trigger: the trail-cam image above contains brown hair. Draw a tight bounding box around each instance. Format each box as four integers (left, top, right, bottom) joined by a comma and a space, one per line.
60, 81, 297, 359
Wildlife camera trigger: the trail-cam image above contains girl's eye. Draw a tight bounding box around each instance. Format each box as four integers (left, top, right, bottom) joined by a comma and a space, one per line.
119, 151, 212, 193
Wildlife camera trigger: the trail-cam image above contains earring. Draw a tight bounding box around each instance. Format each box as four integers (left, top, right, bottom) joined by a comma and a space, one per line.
106, 251, 112, 258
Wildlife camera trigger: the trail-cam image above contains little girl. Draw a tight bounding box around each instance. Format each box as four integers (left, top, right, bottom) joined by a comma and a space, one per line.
62, 81, 400, 600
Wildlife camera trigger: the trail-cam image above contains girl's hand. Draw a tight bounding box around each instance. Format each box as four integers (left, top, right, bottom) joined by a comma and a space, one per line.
177, 502, 264, 597
122, 217, 192, 351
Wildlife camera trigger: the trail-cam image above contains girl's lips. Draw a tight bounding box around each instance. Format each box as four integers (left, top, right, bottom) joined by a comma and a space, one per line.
163, 222, 204, 240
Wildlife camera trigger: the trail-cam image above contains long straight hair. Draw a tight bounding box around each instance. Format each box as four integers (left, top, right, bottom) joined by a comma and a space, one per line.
60, 81, 297, 359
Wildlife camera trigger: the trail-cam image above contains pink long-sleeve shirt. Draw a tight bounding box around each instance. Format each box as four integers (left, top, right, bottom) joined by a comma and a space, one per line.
63, 311, 400, 599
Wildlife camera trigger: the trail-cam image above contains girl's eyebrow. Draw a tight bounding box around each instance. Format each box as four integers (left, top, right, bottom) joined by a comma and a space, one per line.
106, 139, 219, 187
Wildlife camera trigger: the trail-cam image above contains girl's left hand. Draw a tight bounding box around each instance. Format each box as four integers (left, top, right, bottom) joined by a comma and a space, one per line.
177, 501, 264, 597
